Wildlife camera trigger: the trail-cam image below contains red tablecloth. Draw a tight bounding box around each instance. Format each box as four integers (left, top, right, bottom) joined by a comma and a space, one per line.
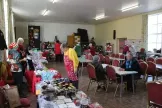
25, 69, 62, 94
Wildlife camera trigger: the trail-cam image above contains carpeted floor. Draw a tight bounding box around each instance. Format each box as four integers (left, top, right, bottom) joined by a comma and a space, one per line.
28, 62, 150, 108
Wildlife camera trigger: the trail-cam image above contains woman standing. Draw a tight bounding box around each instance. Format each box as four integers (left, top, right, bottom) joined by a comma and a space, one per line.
62, 43, 79, 89
8, 42, 26, 97
55, 40, 62, 62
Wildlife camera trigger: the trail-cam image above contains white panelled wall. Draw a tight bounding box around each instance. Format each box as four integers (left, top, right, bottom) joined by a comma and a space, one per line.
15, 22, 95, 43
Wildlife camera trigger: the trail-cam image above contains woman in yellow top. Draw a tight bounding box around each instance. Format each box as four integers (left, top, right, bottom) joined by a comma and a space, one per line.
62, 43, 79, 89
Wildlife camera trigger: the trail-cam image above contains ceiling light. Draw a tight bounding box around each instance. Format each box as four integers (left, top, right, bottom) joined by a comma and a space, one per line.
94, 13, 107, 20
121, 3, 139, 12
52, 0, 58, 3
42, 9, 49, 16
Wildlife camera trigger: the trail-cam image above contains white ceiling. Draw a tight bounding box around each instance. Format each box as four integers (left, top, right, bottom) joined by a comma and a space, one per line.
12, 0, 162, 24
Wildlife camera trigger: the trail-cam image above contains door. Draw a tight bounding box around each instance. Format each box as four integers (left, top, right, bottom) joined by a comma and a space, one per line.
118, 38, 127, 53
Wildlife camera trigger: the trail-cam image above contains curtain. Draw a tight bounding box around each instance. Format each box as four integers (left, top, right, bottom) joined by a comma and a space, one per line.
142, 14, 148, 51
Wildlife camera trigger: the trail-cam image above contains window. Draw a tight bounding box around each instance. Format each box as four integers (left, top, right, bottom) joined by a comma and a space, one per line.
148, 14, 162, 51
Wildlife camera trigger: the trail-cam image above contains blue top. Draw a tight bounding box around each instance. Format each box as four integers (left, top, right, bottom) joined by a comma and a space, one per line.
126, 60, 132, 69
9, 49, 22, 72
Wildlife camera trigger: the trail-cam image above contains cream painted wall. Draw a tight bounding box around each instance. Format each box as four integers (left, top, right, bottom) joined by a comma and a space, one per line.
95, 15, 143, 53
15, 22, 95, 44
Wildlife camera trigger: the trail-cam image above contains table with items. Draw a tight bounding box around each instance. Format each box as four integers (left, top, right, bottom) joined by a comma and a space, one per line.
36, 78, 103, 108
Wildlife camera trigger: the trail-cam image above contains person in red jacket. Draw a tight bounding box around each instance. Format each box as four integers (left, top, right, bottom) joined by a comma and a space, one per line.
55, 40, 62, 62
89, 43, 95, 56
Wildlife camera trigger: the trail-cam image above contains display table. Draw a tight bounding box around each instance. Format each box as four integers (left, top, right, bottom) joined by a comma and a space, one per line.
25, 69, 61, 94
36, 79, 103, 108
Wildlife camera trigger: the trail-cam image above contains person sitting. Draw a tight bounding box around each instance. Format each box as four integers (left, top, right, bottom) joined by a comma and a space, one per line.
92, 55, 107, 90
120, 52, 141, 91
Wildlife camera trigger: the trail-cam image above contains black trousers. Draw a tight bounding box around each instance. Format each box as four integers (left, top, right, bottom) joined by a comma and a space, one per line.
12, 72, 23, 95
70, 80, 78, 89
55, 54, 63, 62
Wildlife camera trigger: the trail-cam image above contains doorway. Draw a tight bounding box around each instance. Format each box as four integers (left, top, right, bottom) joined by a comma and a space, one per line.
118, 38, 127, 53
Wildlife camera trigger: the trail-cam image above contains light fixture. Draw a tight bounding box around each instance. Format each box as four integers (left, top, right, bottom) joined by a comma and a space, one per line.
94, 13, 107, 20
52, 0, 58, 3
42, 9, 49, 16
121, 3, 139, 12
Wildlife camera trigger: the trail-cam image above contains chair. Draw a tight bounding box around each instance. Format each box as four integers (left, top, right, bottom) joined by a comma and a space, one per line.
146, 61, 157, 81
87, 54, 93, 60
147, 82, 162, 107
115, 54, 120, 58
112, 60, 120, 67
139, 62, 148, 81
111, 54, 115, 57
147, 57, 155, 63
106, 65, 125, 97
156, 58, 162, 65
86, 64, 98, 94
99, 54, 105, 63
120, 54, 125, 59
138, 59, 145, 63
105, 56, 110, 64
155, 58, 162, 80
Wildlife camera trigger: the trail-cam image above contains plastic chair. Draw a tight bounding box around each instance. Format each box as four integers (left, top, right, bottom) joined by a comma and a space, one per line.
105, 56, 110, 64
86, 64, 98, 94
112, 60, 120, 67
146, 61, 157, 81
115, 54, 120, 58
139, 62, 148, 81
147, 57, 155, 63
106, 65, 124, 97
147, 82, 162, 107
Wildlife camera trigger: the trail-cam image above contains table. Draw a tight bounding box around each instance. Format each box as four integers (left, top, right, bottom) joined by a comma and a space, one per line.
109, 57, 125, 61
78, 57, 92, 77
25, 70, 61, 94
156, 64, 162, 70
102, 64, 138, 97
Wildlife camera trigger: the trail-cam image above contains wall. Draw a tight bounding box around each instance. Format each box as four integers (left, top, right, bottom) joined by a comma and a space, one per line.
15, 22, 95, 43
95, 15, 143, 52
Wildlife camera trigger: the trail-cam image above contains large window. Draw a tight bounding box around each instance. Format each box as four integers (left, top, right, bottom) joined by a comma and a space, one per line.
148, 14, 162, 51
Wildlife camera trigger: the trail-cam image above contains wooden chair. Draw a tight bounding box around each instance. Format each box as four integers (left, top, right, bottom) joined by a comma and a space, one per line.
98, 54, 105, 63
106, 65, 126, 97
119, 54, 125, 59
86, 64, 98, 94
115, 54, 120, 58
146, 61, 157, 81
139, 62, 148, 81
147, 57, 155, 63
105, 56, 110, 64
147, 81, 162, 107
112, 60, 120, 67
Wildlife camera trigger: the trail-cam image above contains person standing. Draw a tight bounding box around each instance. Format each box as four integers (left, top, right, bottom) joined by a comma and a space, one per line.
0, 30, 8, 81
17, 38, 26, 76
62, 43, 79, 89
8, 42, 26, 97
74, 42, 81, 57
55, 40, 62, 62
89, 43, 95, 56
